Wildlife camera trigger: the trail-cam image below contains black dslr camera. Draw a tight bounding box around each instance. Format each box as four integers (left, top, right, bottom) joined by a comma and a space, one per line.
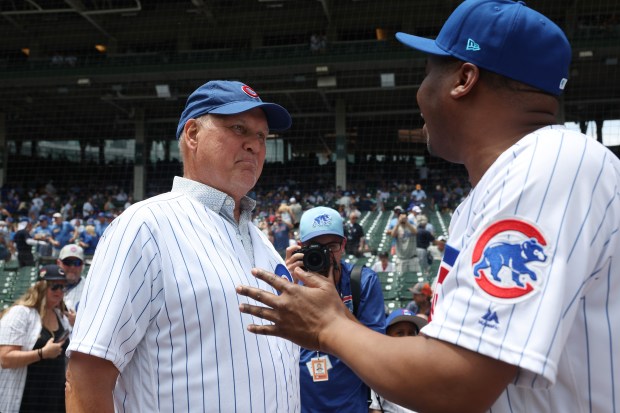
299, 244, 332, 274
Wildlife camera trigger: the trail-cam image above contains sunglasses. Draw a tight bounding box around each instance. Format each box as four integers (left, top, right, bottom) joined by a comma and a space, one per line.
62, 258, 83, 267
49, 283, 68, 292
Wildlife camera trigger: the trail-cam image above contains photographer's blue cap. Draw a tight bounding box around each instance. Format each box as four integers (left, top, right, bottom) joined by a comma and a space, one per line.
396, 0, 571, 96
176, 80, 292, 139
299, 206, 344, 243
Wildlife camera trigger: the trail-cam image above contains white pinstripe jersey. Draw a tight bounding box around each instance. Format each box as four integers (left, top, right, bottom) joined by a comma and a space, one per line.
67, 179, 300, 413
424, 126, 619, 412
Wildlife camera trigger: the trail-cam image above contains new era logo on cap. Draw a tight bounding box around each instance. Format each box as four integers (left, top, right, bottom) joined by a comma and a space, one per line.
466, 38, 480, 51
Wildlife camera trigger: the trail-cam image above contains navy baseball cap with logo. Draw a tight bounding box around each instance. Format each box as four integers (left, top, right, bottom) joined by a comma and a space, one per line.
395, 0, 571, 96
39, 264, 66, 281
386, 308, 428, 333
299, 206, 344, 243
176, 80, 292, 139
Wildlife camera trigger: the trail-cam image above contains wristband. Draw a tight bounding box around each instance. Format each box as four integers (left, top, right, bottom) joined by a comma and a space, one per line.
38, 348, 43, 360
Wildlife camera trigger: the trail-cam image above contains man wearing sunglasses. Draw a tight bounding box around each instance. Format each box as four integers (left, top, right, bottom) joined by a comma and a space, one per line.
57, 244, 85, 321
285, 206, 385, 413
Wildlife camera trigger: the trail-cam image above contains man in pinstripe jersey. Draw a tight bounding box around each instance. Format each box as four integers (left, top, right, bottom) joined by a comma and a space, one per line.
65, 80, 300, 412
238, 1, 620, 412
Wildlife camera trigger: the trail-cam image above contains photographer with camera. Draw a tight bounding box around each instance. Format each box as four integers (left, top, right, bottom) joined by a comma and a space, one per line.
285, 206, 385, 413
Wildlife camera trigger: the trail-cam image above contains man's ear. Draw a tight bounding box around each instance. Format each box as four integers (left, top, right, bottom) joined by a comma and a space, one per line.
451, 62, 480, 99
183, 119, 200, 150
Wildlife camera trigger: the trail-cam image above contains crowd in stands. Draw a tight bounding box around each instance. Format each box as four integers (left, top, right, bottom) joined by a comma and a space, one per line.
0, 168, 469, 269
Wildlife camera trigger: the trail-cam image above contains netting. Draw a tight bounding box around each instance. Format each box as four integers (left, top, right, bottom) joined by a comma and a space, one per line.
0, 1, 619, 408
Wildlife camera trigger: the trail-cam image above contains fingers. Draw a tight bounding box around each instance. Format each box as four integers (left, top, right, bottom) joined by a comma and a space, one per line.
238, 301, 279, 323
249, 267, 293, 294
292, 266, 333, 288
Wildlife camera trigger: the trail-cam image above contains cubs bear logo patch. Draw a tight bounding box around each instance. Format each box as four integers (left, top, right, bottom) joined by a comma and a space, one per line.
472, 218, 548, 301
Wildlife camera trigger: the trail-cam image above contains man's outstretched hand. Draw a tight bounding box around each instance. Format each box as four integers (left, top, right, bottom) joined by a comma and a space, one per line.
236, 266, 351, 352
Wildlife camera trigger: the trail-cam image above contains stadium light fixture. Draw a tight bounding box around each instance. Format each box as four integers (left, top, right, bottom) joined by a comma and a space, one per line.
155, 84, 171, 98
317, 76, 337, 88
95, 44, 107, 53
315, 65, 329, 74
380, 73, 395, 87
578, 50, 593, 58
77, 78, 91, 86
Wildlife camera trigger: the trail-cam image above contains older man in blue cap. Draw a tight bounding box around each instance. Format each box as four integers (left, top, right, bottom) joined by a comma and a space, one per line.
66, 80, 301, 413
286, 206, 385, 413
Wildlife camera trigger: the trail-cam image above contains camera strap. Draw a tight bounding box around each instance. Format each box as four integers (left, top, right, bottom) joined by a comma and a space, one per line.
350, 265, 363, 317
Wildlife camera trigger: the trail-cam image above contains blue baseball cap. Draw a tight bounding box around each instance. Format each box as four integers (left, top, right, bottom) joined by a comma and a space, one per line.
386, 308, 428, 332
299, 206, 344, 243
176, 80, 292, 139
396, 0, 571, 96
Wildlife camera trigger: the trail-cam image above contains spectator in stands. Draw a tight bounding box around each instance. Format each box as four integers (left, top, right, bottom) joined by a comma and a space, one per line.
336, 191, 353, 217
407, 205, 421, 226
103, 196, 116, 213
32, 215, 53, 257
344, 212, 366, 257
286, 206, 385, 413
405, 282, 432, 320
13, 219, 44, 268
289, 196, 303, 228
356, 193, 375, 212
0, 264, 71, 413
416, 213, 434, 235
369, 308, 427, 413
60, 196, 75, 221
93, 212, 108, 237
57, 244, 85, 317
78, 224, 98, 257
0, 231, 12, 262
49, 212, 77, 257
410, 184, 427, 206
415, 219, 435, 277
349, 202, 362, 219
82, 197, 94, 219
428, 235, 447, 261
277, 202, 294, 227
0, 203, 11, 221
271, 212, 293, 258
371, 251, 394, 273
390, 212, 419, 274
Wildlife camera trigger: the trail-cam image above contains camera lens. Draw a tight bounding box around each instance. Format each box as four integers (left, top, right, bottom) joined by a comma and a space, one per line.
300, 244, 331, 274
305, 250, 326, 271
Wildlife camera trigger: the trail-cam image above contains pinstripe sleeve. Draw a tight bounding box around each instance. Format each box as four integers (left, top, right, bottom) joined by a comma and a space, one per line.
67, 203, 164, 371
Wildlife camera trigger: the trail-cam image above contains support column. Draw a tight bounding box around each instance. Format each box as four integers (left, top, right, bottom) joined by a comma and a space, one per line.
133, 108, 146, 201
335, 99, 347, 190
0, 113, 6, 187
79, 140, 87, 164
98, 139, 105, 165
595, 119, 604, 144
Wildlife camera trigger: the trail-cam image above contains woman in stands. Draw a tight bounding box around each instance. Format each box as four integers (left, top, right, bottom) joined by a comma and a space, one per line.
0, 265, 71, 413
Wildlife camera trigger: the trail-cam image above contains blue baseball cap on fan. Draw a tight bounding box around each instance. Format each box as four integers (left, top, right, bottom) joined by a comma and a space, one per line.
176, 80, 292, 139
299, 206, 344, 243
395, 0, 571, 96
